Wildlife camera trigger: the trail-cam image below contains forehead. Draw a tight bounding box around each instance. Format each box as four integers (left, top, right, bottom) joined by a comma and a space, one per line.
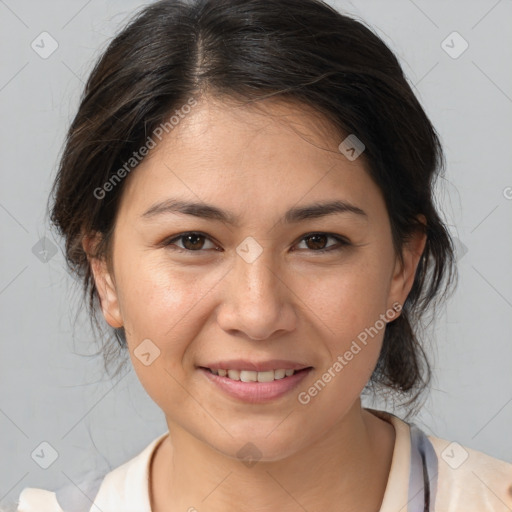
117, 96, 384, 221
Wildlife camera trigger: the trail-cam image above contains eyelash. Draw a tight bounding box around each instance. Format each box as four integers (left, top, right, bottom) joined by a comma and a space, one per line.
161, 231, 351, 254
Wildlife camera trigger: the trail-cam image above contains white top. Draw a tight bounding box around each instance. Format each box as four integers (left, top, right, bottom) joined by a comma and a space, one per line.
16, 410, 512, 511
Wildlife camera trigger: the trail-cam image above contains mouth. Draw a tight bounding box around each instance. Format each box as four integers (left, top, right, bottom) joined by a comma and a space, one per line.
200, 367, 311, 382
198, 365, 313, 403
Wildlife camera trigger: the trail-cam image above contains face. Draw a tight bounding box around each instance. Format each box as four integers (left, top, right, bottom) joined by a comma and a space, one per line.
86, 96, 424, 461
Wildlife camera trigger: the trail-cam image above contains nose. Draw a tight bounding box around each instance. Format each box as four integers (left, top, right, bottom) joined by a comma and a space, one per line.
216, 247, 297, 341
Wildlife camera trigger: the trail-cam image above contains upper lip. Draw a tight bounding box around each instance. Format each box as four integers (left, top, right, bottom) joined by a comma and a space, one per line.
199, 359, 312, 372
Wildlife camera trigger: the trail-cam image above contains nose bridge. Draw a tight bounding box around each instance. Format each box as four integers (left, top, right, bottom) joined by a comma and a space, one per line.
233, 244, 279, 303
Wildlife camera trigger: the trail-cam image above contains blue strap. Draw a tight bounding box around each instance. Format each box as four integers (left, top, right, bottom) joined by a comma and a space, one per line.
408, 423, 439, 511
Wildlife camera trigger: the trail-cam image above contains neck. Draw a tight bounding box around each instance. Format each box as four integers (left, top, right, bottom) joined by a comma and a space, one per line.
150, 402, 395, 512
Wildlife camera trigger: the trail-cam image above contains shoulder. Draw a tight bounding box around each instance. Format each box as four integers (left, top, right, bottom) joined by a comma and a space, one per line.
17, 487, 64, 512
428, 435, 512, 511
92, 432, 167, 512
16, 469, 105, 512
16, 432, 168, 512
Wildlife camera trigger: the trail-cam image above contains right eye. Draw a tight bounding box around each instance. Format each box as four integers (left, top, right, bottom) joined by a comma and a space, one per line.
162, 232, 220, 252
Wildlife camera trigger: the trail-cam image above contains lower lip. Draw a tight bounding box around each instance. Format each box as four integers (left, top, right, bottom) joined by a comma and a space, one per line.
199, 367, 313, 404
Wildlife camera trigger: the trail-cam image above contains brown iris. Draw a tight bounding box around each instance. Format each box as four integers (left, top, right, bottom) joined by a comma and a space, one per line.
181, 234, 206, 250
303, 234, 329, 250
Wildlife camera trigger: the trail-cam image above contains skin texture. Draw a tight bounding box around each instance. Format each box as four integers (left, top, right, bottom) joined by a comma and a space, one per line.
84, 96, 426, 512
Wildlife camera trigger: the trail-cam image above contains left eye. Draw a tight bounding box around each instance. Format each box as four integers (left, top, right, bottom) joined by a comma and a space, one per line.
294, 233, 348, 252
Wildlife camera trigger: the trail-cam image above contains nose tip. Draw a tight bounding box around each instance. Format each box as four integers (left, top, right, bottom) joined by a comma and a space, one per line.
215, 253, 297, 341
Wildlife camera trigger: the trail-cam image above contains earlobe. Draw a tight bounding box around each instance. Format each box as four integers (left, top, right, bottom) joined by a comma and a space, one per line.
83, 235, 123, 329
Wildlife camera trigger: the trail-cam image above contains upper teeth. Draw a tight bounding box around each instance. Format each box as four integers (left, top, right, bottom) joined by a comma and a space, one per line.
210, 368, 296, 382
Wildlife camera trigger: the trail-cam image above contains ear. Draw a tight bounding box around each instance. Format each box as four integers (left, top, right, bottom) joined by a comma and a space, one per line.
387, 215, 427, 315
82, 233, 123, 329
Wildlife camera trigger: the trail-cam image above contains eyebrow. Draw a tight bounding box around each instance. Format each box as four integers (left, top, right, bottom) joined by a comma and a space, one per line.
141, 198, 367, 225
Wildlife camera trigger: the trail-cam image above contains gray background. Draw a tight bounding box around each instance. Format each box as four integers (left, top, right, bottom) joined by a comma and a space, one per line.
1, 0, 511, 506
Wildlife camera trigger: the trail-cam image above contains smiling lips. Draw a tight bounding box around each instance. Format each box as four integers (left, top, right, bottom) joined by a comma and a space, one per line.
200, 359, 311, 383
200, 363, 313, 403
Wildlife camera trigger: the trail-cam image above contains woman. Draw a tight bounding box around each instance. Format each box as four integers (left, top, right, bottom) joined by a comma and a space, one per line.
16, 0, 512, 510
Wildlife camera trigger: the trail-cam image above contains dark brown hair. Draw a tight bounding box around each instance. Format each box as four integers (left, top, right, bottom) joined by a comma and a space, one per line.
49, 0, 456, 409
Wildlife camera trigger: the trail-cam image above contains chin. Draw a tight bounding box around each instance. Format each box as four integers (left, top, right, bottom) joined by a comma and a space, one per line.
210, 424, 308, 464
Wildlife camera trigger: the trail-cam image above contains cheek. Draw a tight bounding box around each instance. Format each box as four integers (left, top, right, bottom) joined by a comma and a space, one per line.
289, 269, 393, 438
113, 261, 211, 412
117, 257, 220, 342
298, 258, 393, 342
292, 255, 393, 397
